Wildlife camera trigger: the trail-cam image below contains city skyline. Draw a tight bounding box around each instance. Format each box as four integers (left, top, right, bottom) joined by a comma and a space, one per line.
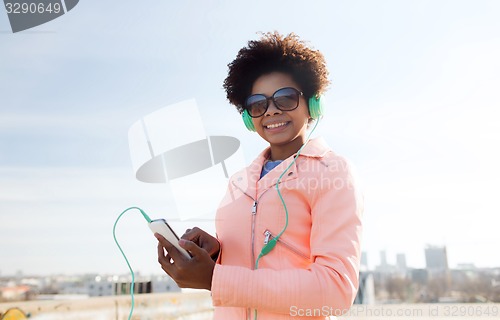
1, 244, 496, 278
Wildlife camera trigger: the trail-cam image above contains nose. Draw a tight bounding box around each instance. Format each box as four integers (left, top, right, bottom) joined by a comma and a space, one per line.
264, 99, 282, 116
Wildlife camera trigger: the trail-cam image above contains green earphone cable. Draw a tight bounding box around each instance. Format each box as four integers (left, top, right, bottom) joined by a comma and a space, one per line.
113, 207, 152, 320
253, 118, 321, 319
113, 119, 321, 320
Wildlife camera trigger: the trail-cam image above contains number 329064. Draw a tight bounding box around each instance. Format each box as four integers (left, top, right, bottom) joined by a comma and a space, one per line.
5, 2, 61, 14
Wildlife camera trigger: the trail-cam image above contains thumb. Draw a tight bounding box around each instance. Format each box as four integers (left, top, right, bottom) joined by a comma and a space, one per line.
179, 239, 205, 257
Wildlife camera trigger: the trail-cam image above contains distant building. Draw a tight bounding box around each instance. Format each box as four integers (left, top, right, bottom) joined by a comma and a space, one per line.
375, 250, 396, 274
0, 285, 34, 301
411, 268, 428, 285
48, 274, 180, 298
354, 272, 375, 304
113, 280, 150, 296
396, 253, 407, 271
113, 275, 180, 296
425, 245, 448, 272
360, 252, 368, 271
457, 263, 476, 270
89, 280, 114, 297
380, 251, 388, 268
151, 275, 180, 293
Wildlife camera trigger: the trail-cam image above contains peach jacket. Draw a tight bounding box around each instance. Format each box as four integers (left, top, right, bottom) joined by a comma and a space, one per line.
211, 137, 363, 320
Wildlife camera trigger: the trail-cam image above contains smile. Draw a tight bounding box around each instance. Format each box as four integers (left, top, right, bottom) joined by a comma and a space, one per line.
265, 122, 288, 129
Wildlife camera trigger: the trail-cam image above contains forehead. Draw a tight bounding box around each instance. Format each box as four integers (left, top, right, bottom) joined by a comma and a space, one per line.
251, 72, 301, 96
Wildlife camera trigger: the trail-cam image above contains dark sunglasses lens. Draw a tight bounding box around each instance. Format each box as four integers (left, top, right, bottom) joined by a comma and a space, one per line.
274, 88, 300, 110
245, 94, 267, 117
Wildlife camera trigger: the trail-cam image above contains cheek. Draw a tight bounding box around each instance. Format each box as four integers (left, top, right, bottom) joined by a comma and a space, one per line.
297, 108, 311, 126
252, 118, 260, 130
297, 102, 310, 121
252, 119, 267, 137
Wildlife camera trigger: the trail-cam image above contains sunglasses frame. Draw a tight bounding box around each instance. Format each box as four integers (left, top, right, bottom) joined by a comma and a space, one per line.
244, 87, 304, 118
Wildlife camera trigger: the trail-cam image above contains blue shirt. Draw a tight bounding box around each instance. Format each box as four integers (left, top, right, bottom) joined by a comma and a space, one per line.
260, 160, 283, 178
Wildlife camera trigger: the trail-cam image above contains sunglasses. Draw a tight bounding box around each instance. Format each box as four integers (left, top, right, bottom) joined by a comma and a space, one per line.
244, 87, 304, 118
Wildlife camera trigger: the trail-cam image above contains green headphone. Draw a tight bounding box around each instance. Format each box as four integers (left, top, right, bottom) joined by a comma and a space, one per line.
242, 95, 324, 131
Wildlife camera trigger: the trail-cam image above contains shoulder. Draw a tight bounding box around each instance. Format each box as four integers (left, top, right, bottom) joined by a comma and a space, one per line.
297, 141, 363, 198
318, 150, 355, 175
226, 145, 268, 188
298, 137, 355, 177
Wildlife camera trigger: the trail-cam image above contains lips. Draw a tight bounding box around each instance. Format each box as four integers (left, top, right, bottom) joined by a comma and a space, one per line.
264, 121, 289, 129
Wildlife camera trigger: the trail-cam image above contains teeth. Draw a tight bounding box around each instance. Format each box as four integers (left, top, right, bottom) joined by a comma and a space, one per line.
266, 122, 287, 129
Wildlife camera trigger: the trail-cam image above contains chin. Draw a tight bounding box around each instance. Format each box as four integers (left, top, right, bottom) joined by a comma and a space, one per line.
262, 134, 292, 145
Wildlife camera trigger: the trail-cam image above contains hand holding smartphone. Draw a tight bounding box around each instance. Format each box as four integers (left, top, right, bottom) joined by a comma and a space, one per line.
149, 219, 191, 258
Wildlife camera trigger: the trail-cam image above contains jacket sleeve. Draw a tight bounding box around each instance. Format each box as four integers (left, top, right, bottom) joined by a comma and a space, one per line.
211, 156, 364, 315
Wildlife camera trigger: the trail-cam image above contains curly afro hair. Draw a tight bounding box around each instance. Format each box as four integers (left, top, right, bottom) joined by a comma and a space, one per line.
223, 32, 330, 114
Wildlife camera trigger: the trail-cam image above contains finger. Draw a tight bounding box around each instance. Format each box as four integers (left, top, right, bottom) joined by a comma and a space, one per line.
178, 239, 207, 258
157, 242, 174, 265
166, 253, 174, 264
155, 233, 185, 262
156, 236, 177, 262
157, 243, 174, 276
180, 228, 198, 241
157, 241, 165, 259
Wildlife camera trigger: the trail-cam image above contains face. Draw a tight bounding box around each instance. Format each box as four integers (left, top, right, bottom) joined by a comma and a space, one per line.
249, 72, 311, 160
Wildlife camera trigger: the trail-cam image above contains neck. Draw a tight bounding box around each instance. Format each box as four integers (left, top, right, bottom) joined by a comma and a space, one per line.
268, 136, 306, 161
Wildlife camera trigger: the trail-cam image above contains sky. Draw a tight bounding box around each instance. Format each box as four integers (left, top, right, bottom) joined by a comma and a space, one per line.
1, 0, 500, 276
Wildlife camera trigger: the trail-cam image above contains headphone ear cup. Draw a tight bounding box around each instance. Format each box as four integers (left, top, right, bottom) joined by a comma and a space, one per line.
308, 96, 324, 120
242, 109, 256, 131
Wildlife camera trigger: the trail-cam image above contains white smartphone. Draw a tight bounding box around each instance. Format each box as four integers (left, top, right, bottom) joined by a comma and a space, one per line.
149, 219, 191, 259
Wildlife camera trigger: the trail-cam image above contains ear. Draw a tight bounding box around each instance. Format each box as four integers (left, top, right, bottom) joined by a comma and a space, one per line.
306, 117, 315, 129
242, 109, 256, 132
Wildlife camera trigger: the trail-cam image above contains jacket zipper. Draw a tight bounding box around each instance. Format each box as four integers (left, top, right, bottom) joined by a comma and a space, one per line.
231, 179, 289, 320
231, 180, 276, 268
251, 200, 257, 268
230, 181, 257, 320
249, 201, 259, 320
263, 229, 310, 260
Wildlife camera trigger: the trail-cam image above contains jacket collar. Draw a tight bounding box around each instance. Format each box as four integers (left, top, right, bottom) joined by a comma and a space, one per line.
255, 136, 331, 161
230, 137, 331, 199
292, 136, 331, 158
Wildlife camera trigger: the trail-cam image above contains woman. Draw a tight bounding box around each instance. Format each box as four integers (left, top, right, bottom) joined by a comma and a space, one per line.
155, 31, 363, 320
